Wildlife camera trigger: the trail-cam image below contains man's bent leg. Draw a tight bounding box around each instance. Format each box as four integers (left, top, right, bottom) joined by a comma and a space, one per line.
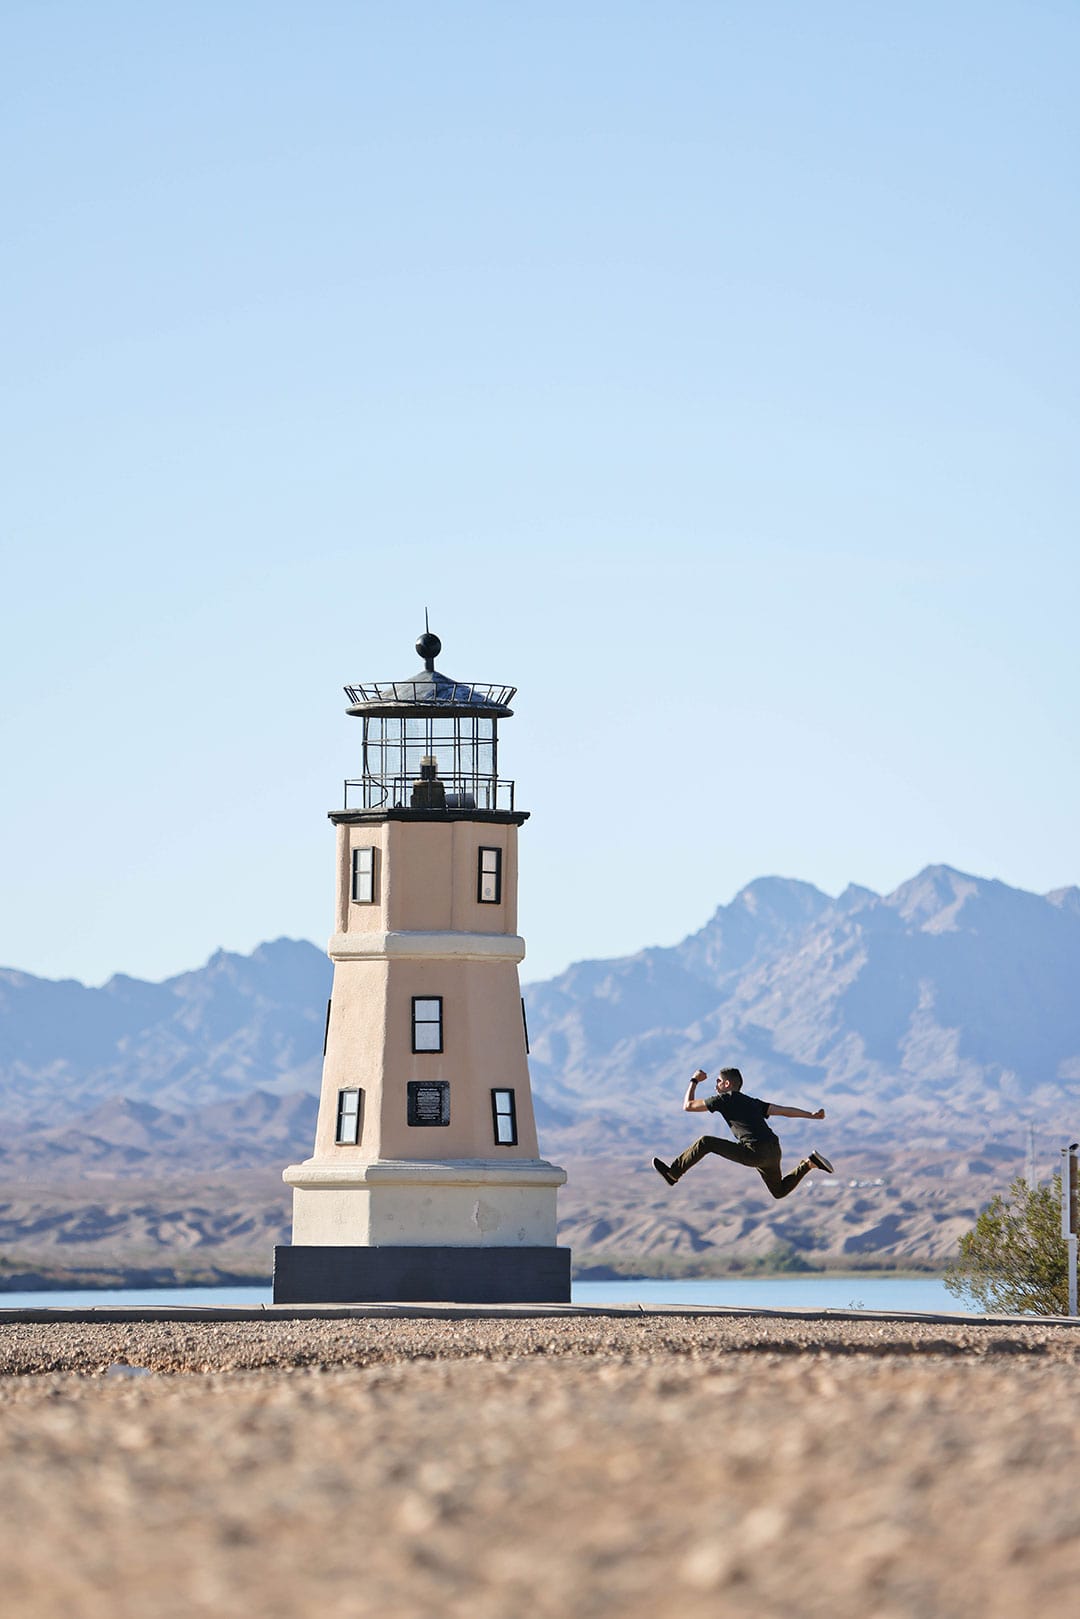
754, 1151, 813, 1200
667, 1136, 758, 1181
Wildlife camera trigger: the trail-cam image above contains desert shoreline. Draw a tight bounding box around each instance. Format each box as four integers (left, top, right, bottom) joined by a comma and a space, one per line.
1, 1299, 1077, 1328
0, 1249, 952, 1288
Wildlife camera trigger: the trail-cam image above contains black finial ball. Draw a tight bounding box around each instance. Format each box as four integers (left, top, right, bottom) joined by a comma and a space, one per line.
416, 629, 442, 665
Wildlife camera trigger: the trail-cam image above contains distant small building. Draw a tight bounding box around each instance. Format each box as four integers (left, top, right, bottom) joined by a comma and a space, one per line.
273, 626, 569, 1302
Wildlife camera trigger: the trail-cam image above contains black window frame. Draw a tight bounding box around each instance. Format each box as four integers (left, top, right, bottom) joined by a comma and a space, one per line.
477, 845, 502, 904
335, 1087, 363, 1145
411, 994, 444, 1054
407, 1079, 451, 1127
351, 845, 377, 904
491, 1087, 518, 1147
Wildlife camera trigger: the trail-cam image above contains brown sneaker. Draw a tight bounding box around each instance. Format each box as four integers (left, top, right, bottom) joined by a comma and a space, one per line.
809, 1150, 834, 1173
653, 1156, 677, 1187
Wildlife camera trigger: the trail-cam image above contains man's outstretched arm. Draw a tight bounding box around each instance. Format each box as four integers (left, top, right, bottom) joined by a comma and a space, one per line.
684, 1070, 709, 1113
767, 1104, 826, 1120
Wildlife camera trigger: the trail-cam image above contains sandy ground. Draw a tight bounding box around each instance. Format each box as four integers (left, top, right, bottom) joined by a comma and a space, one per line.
2, 1313, 1079, 1618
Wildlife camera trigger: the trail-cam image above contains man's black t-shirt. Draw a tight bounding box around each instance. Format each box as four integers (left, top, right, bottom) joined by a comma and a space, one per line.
704, 1091, 778, 1147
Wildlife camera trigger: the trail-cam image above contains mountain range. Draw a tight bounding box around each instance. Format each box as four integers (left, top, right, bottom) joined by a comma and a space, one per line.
527, 863, 1080, 1156
1, 864, 1078, 1280
0, 938, 329, 1126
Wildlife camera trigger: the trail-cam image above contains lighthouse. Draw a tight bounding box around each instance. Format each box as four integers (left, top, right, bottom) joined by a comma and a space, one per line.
273, 625, 570, 1302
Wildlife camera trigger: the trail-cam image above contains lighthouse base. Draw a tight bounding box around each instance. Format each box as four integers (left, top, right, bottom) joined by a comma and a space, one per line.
272, 1244, 572, 1304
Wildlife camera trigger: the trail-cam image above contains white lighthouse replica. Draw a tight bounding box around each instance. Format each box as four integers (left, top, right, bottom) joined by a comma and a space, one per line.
273, 625, 570, 1302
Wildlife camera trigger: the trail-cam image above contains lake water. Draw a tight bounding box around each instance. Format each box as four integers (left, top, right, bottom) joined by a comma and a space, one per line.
0, 1276, 963, 1313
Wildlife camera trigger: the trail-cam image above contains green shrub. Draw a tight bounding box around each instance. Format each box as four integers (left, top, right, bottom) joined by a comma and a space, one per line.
944, 1174, 1070, 1316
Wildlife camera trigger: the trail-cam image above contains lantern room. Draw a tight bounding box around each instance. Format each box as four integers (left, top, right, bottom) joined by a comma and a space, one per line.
342, 628, 517, 813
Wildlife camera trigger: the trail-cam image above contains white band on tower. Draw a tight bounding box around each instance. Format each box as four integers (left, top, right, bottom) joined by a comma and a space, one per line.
328, 930, 526, 964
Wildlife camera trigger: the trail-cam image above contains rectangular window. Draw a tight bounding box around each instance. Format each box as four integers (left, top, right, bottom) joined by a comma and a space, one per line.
477, 845, 502, 904
491, 1088, 518, 1146
408, 1079, 450, 1127
351, 846, 376, 904
335, 1088, 362, 1145
411, 995, 443, 1053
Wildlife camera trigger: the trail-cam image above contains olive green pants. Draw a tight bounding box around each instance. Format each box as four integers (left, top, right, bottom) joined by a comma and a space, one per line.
667, 1135, 812, 1200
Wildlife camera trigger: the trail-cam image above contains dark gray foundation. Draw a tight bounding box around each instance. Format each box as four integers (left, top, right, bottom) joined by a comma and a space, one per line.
273, 1245, 572, 1304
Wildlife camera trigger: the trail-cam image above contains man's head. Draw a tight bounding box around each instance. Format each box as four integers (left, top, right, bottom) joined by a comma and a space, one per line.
716, 1067, 743, 1093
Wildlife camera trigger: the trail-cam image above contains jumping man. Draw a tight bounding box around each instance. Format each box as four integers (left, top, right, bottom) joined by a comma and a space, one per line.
653, 1066, 834, 1199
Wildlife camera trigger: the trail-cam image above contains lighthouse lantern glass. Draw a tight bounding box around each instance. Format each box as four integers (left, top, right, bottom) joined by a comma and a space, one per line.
359, 714, 503, 810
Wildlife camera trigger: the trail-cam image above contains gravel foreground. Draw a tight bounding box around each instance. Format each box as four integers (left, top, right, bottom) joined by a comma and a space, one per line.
2, 1314, 1079, 1619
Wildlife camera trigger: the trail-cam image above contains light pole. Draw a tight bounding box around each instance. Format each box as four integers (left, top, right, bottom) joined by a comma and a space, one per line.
1061, 1142, 1079, 1318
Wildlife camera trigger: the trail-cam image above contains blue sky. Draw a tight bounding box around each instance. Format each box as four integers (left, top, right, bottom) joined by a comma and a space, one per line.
2, 2, 1077, 986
